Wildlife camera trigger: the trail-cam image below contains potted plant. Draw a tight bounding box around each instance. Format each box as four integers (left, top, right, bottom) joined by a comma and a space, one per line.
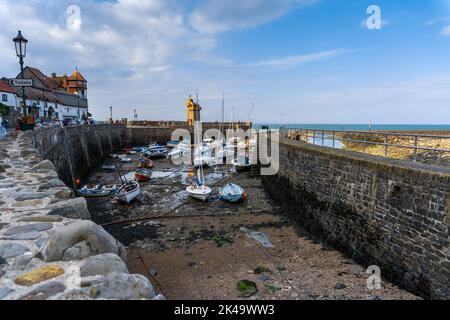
19, 114, 36, 131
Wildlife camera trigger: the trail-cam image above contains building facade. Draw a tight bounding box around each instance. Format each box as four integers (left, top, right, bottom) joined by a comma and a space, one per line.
12, 66, 89, 121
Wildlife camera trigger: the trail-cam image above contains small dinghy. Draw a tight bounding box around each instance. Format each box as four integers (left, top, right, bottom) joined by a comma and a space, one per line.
138, 157, 154, 169
186, 170, 211, 202
117, 154, 127, 159
232, 156, 251, 172
127, 150, 137, 155
102, 164, 115, 170
120, 157, 132, 163
220, 183, 246, 203
115, 181, 140, 204
133, 146, 145, 152
77, 184, 115, 198
166, 140, 180, 149
135, 168, 151, 182
143, 143, 168, 158
110, 154, 119, 159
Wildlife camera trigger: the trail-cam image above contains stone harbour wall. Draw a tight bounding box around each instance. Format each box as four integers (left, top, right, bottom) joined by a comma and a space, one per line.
263, 138, 449, 299
31, 124, 125, 187
124, 123, 253, 147
0, 132, 162, 300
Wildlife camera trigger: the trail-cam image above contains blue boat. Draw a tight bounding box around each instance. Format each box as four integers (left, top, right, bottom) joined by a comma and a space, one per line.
166, 140, 180, 148
219, 183, 246, 203
143, 143, 168, 158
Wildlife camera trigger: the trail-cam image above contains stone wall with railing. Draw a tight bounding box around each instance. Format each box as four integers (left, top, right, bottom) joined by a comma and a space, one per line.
263, 137, 449, 299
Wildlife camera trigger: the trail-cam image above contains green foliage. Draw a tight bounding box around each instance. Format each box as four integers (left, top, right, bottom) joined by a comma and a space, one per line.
236, 280, 258, 297
0, 103, 10, 118
212, 234, 233, 247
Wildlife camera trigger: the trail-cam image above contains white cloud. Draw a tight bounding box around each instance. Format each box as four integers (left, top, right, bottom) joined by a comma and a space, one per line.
247, 48, 355, 68
441, 25, 450, 36
425, 16, 450, 26
189, 0, 317, 34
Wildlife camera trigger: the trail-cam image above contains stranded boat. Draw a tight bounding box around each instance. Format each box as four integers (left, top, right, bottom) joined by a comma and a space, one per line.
102, 164, 115, 170
115, 180, 140, 204
77, 184, 117, 197
143, 143, 168, 158
135, 168, 151, 182
219, 183, 246, 203
187, 176, 212, 202
166, 140, 180, 149
138, 157, 154, 169
232, 156, 251, 172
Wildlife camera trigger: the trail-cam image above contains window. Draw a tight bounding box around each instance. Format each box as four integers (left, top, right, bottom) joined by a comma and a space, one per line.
1, 94, 7, 102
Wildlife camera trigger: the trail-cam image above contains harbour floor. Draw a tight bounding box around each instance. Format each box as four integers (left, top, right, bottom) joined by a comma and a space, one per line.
85, 154, 418, 300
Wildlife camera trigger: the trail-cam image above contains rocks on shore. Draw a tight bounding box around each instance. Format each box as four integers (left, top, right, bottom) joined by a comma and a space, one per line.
0, 131, 159, 300
41, 220, 126, 262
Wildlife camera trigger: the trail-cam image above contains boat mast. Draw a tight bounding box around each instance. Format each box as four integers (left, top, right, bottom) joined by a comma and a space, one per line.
219, 93, 224, 141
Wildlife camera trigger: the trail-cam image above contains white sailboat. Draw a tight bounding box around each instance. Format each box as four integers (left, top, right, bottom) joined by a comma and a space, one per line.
186, 168, 212, 202
187, 93, 212, 202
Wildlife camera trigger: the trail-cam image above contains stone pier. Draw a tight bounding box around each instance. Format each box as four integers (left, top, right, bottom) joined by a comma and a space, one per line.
0, 130, 161, 300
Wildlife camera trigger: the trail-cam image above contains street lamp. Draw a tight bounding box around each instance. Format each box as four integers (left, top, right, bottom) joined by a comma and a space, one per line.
12, 30, 28, 116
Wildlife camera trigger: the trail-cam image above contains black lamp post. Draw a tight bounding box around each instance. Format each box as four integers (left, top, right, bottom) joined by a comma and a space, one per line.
13, 30, 28, 116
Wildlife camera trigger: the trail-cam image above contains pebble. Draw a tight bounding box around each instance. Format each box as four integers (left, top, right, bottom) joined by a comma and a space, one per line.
37, 179, 66, 191
18, 282, 66, 300
334, 283, 347, 290
19, 216, 63, 223
149, 268, 158, 277
80, 253, 129, 277
257, 274, 271, 282
3, 223, 53, 236
15, 264, 65, 286
0, 287, 13, 300
0, 243, 29, 258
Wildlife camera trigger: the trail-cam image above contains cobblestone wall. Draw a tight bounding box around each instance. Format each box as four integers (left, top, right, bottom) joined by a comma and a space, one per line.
31, 124, 125, 186
263, 138, 450, 299
0, 132, 161, 300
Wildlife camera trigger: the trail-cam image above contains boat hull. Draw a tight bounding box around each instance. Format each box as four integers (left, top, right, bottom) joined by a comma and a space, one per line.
117, 181, 141, 204
135, 169, 151, 182
186, 185, 211, 202
219, 183, 245, 203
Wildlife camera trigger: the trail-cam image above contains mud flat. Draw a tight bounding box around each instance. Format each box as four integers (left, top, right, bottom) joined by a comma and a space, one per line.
85, 154, 418, 300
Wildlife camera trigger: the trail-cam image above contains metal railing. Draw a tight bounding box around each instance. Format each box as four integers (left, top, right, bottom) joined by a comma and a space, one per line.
281, 128, 450, 163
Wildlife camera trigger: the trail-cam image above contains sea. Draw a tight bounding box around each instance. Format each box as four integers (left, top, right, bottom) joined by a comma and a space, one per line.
254, 124, 450, 131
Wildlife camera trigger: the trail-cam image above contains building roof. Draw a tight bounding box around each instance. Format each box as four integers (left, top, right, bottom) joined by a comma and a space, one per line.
68, 69, 86, 81
23, 66, 56, 90
54, 90, 88, 108
16, 87, 60, 103
0, 79, 17, 94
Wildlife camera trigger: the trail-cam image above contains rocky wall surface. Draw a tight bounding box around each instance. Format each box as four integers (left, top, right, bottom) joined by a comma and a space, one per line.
263, 138, 450, 299
31, 124, 125, 187
0, 132, 162, 300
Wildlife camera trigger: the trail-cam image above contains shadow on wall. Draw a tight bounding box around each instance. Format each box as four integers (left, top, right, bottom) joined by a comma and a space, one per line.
30, 124, 126, 187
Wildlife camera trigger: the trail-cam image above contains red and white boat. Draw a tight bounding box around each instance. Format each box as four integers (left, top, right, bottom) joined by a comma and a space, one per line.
135, 168, 151, 182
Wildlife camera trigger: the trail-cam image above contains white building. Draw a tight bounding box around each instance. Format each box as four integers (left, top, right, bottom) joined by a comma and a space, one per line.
0, 80, 18, 109
14, 66, 89, 121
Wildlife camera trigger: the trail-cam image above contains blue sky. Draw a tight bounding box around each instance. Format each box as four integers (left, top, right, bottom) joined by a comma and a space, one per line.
1, 0, 450, 124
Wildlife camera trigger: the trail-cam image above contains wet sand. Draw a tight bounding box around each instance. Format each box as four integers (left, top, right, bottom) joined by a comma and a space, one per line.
84, 153, 418, 300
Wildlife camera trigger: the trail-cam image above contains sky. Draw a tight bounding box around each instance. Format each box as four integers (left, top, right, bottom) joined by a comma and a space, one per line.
0, 0, 450, 124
